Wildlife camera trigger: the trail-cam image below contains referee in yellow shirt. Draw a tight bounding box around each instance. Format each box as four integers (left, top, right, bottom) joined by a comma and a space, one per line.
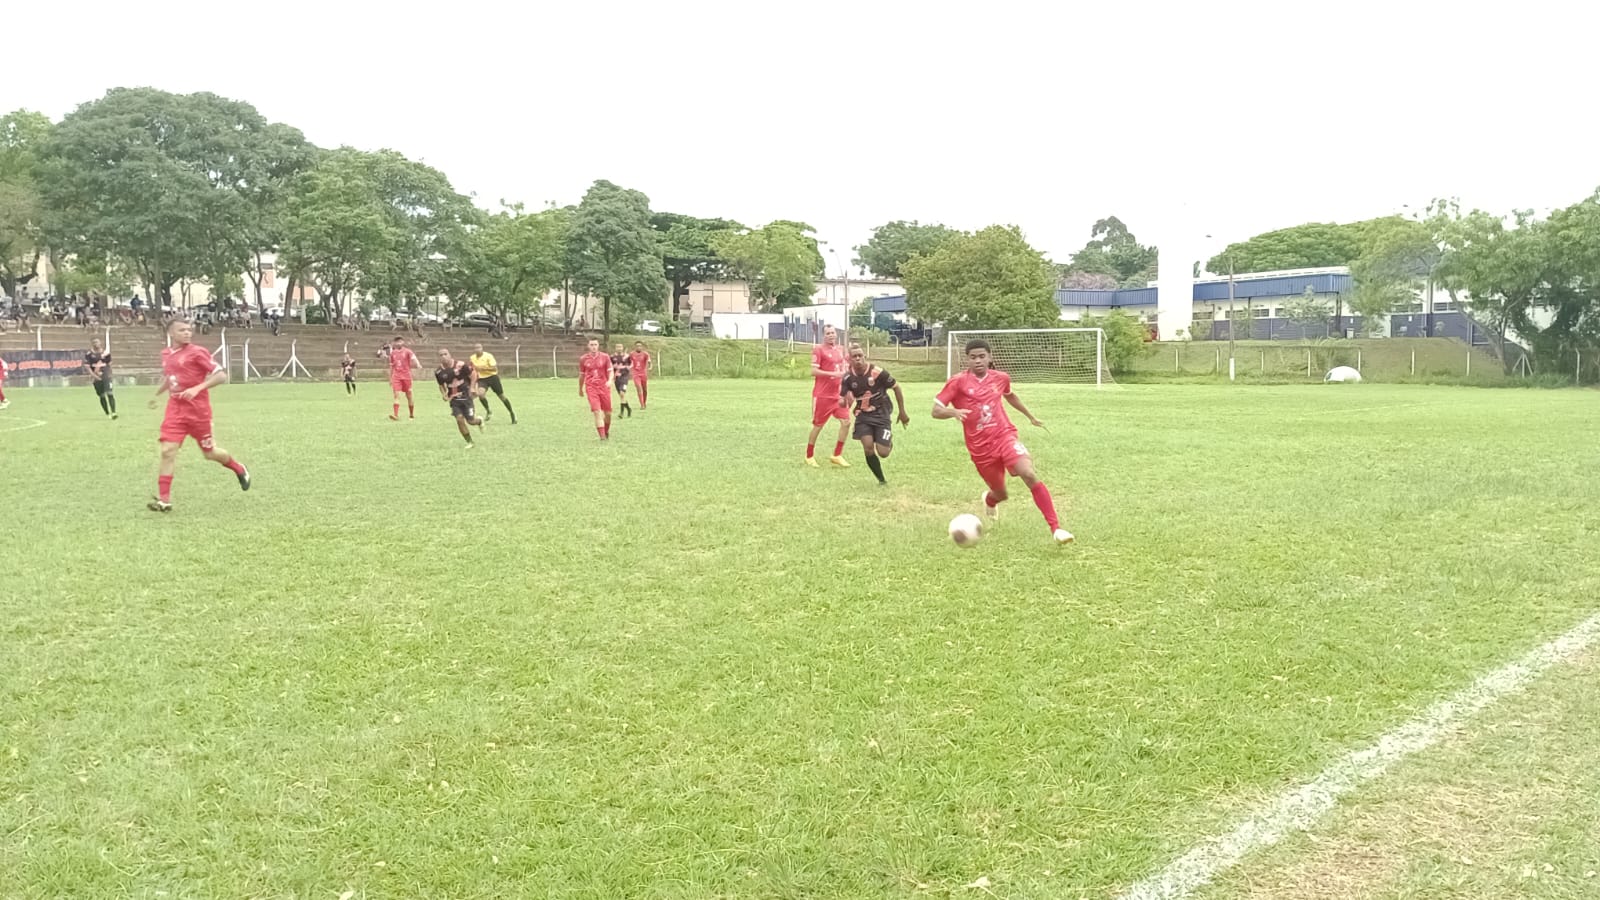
469, 342, 517, 424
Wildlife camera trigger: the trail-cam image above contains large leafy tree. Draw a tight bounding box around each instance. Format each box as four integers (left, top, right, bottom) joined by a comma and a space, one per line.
854, 220, 961, 279
1348, 216, 1438, 325
709, 221, 825, 311
567, 180, 669, 339
442, 204, 567, 326
1061, 216, 1157, 288
39, 88, 299, 307
1205, 221, 1367, 275
278, 147, 473, 315
652, 212, 743, 319
0, 109, 51, 298
901, 225, 1060, 330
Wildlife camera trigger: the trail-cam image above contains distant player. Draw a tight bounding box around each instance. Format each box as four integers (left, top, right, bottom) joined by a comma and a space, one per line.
804, 323, 850, 467
578, 338, 613, 439
84, 337, 117, 418
340, 352, 357, 395
146, 319, 251, 512
629, 341, 651, 409
932, 338, 1072, 545
384, 335, 420, 420
610, 343, 633, 418
0, 354, 9, 409
469, 342, 516, 424
435, 348, 484, 448
840, 343, 910, 485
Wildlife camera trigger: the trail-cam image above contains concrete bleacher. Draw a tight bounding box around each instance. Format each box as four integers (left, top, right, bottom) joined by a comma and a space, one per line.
0, 322, 588, 385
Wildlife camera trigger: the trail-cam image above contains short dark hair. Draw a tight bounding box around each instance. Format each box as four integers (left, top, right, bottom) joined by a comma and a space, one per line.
964, 338, 991, 354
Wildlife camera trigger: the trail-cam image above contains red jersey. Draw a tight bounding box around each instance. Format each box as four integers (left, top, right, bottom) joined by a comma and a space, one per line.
388, 347, 418, 377
935, 368, 1017, 459
162, 342, 223, 421
811, 343, 844, 398
579, 351, 612, 391
629, 351, 650, 379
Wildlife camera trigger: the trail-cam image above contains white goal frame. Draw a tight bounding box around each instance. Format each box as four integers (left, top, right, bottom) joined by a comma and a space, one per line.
946, 327, 1107, 385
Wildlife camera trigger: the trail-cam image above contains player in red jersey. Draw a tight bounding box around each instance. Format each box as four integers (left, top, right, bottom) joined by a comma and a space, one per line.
145, 319, 251, 512
932, 338, 1072, 545
384, 336, 421, 420
578, 338, 614, 439
0, 354, 9, 409
804, 323, 851, 467
629, 341, 651, 410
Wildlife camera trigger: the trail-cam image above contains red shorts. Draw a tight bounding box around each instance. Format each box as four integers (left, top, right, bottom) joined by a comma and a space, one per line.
811, 395, 850, 426
390, 376, 413, 393
586, 385, 613, 412
160, 417, 215, 450
971, 439, 1030, 490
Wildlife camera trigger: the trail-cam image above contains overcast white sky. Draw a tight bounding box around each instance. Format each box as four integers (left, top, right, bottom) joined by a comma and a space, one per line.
6, 0, 1597, 276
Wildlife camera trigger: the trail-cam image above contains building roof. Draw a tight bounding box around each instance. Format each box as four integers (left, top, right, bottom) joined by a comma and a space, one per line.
871, 269, 1352, 315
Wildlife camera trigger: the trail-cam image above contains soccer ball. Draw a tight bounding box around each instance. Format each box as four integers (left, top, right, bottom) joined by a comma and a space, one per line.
949, 513, 984, 548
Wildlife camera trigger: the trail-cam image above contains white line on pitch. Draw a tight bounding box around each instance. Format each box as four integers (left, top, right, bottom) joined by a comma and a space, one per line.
0, 417, 47, 434
1116, 610, 1600, 900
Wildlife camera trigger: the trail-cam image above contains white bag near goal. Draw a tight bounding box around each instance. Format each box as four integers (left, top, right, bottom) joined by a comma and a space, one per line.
946, 328, 1112, 385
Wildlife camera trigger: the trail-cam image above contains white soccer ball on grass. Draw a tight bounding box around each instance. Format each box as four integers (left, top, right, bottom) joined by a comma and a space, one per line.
949, 513, 984, 548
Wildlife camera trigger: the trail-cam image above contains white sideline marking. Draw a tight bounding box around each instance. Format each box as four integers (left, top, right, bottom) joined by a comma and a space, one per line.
1117, 611, 1600, 900
0, 416, 46, 434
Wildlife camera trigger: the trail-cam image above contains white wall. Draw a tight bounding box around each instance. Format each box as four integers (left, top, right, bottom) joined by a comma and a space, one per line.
710, 312, 785, 340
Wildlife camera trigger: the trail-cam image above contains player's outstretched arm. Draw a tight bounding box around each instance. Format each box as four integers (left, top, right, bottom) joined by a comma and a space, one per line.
892, 384, 910, 425
1003, 391, 1044, 427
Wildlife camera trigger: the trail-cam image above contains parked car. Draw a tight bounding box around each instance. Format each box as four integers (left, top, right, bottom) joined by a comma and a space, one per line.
638, 319, 662, 334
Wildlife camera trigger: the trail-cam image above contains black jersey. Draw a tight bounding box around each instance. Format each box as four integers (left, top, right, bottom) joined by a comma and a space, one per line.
84, 350, 111, 381
435, 361, 475, 400
840, 365, 897, 421
611, 352, 631, 380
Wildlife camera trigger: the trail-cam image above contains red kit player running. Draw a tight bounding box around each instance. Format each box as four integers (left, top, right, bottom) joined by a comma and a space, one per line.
384, 336, 421, 420
932, 338, 1072, 545
145, 319, 251, 512
578, 338, 613, 439
804, 323, 850, 468
628, 341, 651, 410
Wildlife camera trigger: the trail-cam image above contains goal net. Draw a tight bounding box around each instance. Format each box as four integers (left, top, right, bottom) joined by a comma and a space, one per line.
946, 328, 1111, 385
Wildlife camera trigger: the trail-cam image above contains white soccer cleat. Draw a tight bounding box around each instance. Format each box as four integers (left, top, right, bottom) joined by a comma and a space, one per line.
1053, 528, 1075, 546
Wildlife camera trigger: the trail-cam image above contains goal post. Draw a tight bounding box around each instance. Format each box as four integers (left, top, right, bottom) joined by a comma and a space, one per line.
946, 328, 1110, 385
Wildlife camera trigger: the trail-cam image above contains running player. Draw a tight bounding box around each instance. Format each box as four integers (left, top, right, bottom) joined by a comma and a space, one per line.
0, 354, 9, 409
804, 323, 850, 467
384, 335, 420, 420
340, 352, 357, 394
629, 341, 651, 409
85, 337, 117, 418
578, 338, 613, 439
932, 338, 1072, 545
840, 343, 910, 485
610, 342, 633, 418
145, 318, 251, 512
435, 348, 484, 447
469, 342, 516, 424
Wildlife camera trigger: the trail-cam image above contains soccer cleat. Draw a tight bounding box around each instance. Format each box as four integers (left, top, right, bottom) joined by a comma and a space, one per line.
1053, 528, 1075, 546
146, 498, 172, 513
804, 457, 820, 468
0, 400, 9, 409
464, 442, 475, 450
111, 413, 118, 420
829, 455, 851, 468
510, 416, 517, 425
388, 413, 399, 421
981, 493, 999, 521
236, 466, 251, 492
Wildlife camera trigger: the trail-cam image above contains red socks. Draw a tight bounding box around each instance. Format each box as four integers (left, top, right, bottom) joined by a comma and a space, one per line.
805, 444, 816, 459
597, 427, 606, 438
222, 458, 246, 476
833, 441, 845, 457
1030, 482, 1060, 530
158, 475, 173, 502
0, 387, 6, 402
392, 402, 399, 417
983, 490, 998, 509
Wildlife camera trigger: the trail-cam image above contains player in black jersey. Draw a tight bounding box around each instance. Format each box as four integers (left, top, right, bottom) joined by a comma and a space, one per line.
84, 337, 117, 419
434, 348, 484, 447
610, 343, 633, 418
839, 343, 909, 484
340, 353, 357, 394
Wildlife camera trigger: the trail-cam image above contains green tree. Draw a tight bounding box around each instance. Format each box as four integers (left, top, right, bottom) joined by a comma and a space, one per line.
709, 221, 825, 311
901, 225, 1060, 330
1206, 222, 1364, 275
1283, 286, 1331, 338
652, 212, 743, 319
442, 204, 567, 327
854, 220, 961, 279
1077, 309, 1148, 374
0, 110, 51, 297
567, 180, 669, 340
1348, 216, 1438, 327
1062, 216, 1158, 288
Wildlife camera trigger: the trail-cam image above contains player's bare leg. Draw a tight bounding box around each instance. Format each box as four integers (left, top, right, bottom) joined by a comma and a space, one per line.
454, 413, 477, 447
404, 389, 415, 418
201, 442, 252, 491
637, 381, 647, 409
1011, 457, 1071, 544
829, 419, 851, 467
390, 386, 402, 420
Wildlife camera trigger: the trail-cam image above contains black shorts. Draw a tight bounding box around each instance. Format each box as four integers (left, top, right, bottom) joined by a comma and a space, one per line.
449, 397, 477, 419
614, 375, 631, 392
93, 379, 114, 396
853, 418, 893, 446
479, 374, 503, 395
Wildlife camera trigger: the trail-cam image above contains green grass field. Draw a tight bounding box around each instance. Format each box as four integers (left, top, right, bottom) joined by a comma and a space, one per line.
2, 379, 1597, 898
